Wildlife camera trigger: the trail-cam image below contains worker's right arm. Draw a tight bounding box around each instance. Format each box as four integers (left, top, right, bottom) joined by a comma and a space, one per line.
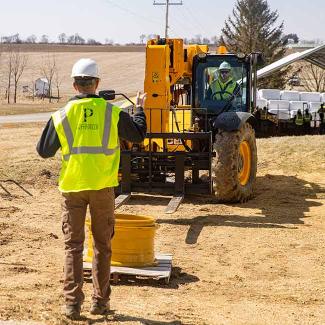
36, 118, 61, 158
118, 92, 147, 143
118, 107, 147, 143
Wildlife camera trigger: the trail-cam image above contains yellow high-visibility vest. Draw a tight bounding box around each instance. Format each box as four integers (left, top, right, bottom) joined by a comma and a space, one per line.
295, 114, 304, 126
52, 97, 121, 192
210, 78, 237, 100
304, 113, 311, 122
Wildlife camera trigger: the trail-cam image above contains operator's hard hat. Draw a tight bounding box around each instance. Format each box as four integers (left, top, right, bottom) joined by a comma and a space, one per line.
71, 58, 99, 78
219, 61, 231, 71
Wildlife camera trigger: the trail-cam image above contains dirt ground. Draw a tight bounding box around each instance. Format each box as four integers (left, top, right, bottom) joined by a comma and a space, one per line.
0, 123, 325, 325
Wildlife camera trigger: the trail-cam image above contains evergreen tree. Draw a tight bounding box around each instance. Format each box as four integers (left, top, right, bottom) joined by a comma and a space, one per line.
222, 0, 288, 88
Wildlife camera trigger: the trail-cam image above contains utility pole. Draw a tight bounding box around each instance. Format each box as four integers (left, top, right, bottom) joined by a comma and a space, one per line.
153, 0, 183, 39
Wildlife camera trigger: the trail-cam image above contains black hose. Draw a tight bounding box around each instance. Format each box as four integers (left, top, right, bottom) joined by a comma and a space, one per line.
172, 108, 192, 152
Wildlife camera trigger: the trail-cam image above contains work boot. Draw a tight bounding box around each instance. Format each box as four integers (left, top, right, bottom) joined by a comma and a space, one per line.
90, 301, 110, 315
64, 304, 81, 320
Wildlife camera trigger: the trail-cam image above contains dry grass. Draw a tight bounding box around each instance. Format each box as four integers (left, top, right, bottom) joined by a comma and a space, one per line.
257, 135, 325, 175
0, 102, 61, 116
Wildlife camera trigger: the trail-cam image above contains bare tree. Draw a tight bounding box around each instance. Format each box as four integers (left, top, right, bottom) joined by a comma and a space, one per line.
1, 34, 21, 44
54, 65, 62, 103
4, 48, 14, 104
40, 35, 49, 44
104, 38, 114, 45
301, 64, 325, 93
40, 54, 56, 103
26, 35, 37, 43
210, 36, 219, 45
139, 34, 146, 44
12, 50, 28, 103
74, 34, 85, 45
58, 33, 67, 44
29, 79, 36, 101
67, 34, 85, 45
87, 38, 101, 45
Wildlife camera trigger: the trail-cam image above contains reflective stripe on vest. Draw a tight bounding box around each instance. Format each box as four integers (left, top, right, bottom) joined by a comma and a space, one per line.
52, 98, 121, 192
295, 115, 303, 125
210, 78, 237, 100
59, 104, 119, 161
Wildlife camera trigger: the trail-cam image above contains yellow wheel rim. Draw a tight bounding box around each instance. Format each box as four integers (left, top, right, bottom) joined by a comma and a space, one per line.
238, 140, 251, 186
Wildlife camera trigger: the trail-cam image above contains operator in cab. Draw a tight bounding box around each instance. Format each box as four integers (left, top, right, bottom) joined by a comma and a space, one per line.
207, 61, 241, 101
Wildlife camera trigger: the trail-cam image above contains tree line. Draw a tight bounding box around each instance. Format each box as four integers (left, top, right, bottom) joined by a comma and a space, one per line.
0, 33, 114, 45
220, 0, 323, 90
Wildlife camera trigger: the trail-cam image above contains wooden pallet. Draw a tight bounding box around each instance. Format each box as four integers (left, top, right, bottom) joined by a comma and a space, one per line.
83, 253, 172, 284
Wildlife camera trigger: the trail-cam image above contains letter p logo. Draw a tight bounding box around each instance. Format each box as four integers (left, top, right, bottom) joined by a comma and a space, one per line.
84, 108, 94, 122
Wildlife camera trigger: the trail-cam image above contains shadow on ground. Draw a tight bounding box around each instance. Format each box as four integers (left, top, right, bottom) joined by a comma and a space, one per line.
86, 313, 182, 324
156, 174, 324, 244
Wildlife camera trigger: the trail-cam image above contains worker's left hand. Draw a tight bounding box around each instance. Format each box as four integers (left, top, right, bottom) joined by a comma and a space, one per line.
136, 91, 147, 108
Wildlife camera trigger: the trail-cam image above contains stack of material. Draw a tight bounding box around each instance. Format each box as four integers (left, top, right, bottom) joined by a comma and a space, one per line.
256, 89, 324, 121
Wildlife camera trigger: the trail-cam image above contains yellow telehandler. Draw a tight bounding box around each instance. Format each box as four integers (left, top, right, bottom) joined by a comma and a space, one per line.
102, 38, 262, 213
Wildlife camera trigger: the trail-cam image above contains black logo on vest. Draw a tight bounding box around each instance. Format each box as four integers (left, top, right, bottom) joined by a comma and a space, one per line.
84, 108, 94, 122
78, 108, 98, 130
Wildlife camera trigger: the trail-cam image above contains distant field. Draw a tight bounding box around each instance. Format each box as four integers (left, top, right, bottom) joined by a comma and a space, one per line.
0, 51, 145, 111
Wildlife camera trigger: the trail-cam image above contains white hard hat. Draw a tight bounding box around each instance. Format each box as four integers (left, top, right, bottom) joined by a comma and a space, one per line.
219, 61, 231, 71
71, 58, 99, 78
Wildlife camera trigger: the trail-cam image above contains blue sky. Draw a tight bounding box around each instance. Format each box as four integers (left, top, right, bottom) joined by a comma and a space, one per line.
0, 0, 324, 44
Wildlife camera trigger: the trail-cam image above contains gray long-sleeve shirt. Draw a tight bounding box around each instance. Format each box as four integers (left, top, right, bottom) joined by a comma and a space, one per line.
36, 94, 147, 158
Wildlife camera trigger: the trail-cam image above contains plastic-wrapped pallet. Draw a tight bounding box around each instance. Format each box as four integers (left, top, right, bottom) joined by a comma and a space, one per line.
300, 92, 321, 102
290, 101, 308, 112
281, 90, 300, 101
268, 100, 290, 110
258, 89, 281, 100
309, 102, 322, 112
267, 100, 290, 120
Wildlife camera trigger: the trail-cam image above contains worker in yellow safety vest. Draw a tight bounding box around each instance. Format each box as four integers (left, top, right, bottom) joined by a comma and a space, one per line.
37, 58, 147, 320
304, 108, 312, 123
295, 109, 304, 126
207, 61, 241, 101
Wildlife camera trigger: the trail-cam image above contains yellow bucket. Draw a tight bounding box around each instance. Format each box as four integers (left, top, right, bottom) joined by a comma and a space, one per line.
85, 214, 157, 267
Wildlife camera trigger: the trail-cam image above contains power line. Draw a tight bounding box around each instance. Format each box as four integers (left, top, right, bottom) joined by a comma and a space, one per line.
169, 5, 201, 37
153, 0, 183, 38
183, 5, 206, 35
104, 0, 161, 24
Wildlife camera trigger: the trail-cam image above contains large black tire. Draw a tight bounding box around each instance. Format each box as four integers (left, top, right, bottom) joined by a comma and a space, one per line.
212, 122, 257, 203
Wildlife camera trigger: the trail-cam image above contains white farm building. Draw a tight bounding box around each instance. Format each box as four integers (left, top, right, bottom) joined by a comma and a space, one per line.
35, 78, 50, 97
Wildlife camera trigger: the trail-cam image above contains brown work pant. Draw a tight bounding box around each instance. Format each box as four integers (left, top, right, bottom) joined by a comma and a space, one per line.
61, 187, 115, 306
